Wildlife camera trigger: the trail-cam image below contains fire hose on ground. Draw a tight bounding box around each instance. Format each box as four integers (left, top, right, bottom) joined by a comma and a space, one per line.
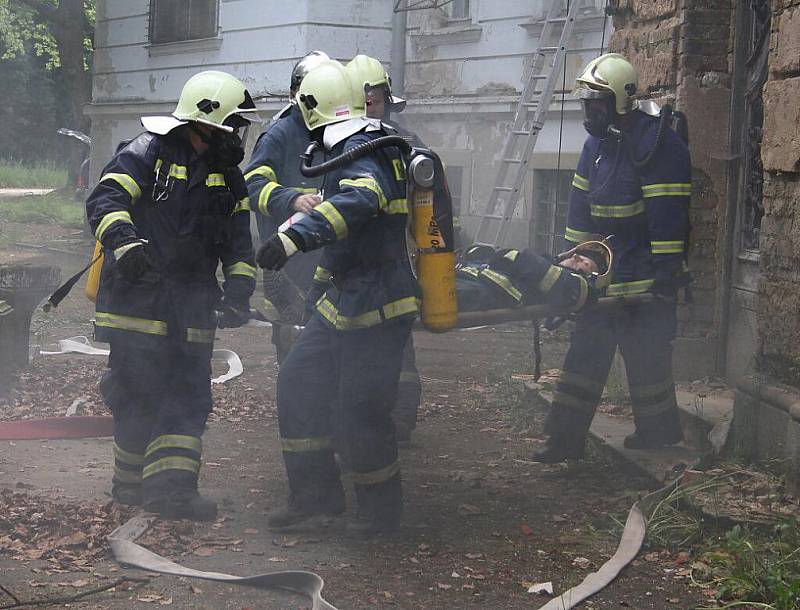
2, 292, 661, 608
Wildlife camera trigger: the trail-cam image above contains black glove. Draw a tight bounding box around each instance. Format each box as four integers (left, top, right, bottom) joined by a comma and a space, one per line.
205, 131, 245, 168
217, 297, 250, 329
116, 243, 151, 282
256, 230, 302, 271
223, 166, 248, 202
651, 272, 679, 303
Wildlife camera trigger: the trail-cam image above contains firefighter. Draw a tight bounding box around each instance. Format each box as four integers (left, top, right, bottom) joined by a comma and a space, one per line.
257, 59, 418, 536
243, 50, 329, 363
533, 53, 692, 462
341, 54, 421, 444
86, 71, 258, 520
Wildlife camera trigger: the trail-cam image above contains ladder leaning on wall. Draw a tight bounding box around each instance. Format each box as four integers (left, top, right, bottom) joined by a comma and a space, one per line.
473, 0, 586, 247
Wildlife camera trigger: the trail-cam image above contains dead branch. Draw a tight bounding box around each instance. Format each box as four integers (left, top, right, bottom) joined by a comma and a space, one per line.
0, 577, 150, 609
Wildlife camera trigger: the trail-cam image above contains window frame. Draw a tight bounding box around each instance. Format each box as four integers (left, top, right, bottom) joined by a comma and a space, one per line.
148, 0, 220, 46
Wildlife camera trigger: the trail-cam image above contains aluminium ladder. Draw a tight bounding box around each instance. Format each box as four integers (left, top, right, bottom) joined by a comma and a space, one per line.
473, 0, 583, 247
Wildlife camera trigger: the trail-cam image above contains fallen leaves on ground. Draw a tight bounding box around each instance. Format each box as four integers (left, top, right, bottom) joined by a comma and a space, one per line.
0, 358, 105, 420
0, 489, 132, 570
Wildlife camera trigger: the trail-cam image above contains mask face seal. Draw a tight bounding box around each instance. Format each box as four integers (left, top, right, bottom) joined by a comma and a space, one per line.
581, 97, 616, 138
193, 116, 249, 168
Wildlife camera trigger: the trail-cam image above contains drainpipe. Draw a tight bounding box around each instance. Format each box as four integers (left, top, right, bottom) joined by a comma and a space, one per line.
390, 8, 407, 97
716, 4, 750, 378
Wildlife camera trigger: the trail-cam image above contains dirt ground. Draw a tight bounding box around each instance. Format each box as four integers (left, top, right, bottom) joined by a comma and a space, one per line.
0, 220, 710, 609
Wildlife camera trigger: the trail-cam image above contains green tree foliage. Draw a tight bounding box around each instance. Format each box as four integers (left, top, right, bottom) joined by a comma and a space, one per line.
0, 0, 94, 167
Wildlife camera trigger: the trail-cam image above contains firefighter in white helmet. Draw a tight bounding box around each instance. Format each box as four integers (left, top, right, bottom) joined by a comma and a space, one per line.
87, 70, 259, 520
257, 59, 419, 537
243, 51, 329, 362
533, 53, 692, 462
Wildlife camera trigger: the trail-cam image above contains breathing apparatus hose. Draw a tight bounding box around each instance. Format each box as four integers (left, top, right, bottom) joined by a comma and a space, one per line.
626, 104, 673, 170
299, 136, 413, 178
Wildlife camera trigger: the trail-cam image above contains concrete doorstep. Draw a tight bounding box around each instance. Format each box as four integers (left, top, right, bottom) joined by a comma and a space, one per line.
523, 381, 735, 487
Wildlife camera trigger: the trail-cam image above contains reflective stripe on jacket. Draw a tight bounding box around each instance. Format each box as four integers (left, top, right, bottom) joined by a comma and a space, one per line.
288, 128, 420, 330
564, 110, 691, 295
85, 131, 255, 353
243, 106, 323, 236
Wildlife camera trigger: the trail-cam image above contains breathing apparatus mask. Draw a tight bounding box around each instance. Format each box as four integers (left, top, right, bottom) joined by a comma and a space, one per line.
193, 114, 250, 168
579, 91, 617, 139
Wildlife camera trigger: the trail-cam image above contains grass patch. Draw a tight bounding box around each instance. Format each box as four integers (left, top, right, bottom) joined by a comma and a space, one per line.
0, 161, 67, 188
642, 470, 800, 609
695, 522, 800, 610
0, 191, 84, 228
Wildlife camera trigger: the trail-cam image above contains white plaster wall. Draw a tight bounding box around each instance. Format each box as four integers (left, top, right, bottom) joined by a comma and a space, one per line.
89, 0, 611, 247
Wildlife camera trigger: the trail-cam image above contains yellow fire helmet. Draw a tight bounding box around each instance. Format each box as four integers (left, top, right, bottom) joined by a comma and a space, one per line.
557, 238, 614, 290
142, 70, 260, 135
296, 59, 366, 131
290, 50, 331, 96
573, 53, 638, 115
346, 54, 406, 113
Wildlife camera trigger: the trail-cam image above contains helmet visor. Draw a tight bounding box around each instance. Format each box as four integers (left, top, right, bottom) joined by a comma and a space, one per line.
573, 84, 614, 101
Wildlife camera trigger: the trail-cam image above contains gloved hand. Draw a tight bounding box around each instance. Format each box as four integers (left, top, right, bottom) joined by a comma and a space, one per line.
115, 242, 151, 282
217, 297, 251, 329
256, 230, 302, 271
223, 166, 248, 202
651, 274, 679, 303
206, 131, 245, 168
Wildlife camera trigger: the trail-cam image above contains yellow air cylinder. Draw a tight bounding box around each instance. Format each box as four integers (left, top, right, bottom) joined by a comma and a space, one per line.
85, 241, 103, 302
412, 185, 457, 332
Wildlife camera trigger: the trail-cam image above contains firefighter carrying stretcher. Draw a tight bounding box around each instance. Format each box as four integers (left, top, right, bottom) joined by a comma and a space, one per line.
532, 53, 692, 462
256, 59, 419, 537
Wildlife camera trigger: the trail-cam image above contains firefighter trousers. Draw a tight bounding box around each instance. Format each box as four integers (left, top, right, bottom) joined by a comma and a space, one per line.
100, 343, 212, 505
545, 298, 682, 443
276, 315, 411, 525
393, 336, 421, 434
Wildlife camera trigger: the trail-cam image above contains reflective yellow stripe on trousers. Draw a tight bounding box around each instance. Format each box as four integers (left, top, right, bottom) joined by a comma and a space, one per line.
316, 296, 419, 331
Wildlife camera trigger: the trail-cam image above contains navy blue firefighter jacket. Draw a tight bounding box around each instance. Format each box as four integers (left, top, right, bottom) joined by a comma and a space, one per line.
285, 124, 420, 331
565, 109, 692, 297
243, 106, 323, 236
85, 130, 256, 355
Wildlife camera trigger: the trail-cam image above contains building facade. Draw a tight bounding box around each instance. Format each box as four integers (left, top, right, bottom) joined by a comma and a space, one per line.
89, 0, 612, 251
608, 0, 800, 384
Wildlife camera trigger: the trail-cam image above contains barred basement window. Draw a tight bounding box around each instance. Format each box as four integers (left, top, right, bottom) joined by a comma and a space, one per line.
149, 0, 219, 45
739, 0, 770, 251
532, 169, 572, 256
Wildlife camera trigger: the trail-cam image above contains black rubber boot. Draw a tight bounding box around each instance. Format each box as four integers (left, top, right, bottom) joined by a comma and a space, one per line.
112, 483, 143, 506
531, 437, 585, 463
267, 500, 345, 529
145, 491, 218, 522
393, 420, 413, 446
531, 409, 590, 463
623, 426, 683, 449
624, 408, 683, 449
345, 516, 400, 539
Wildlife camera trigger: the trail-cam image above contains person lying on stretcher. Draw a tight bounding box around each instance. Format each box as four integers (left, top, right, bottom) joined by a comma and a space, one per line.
455, 240, 612, 314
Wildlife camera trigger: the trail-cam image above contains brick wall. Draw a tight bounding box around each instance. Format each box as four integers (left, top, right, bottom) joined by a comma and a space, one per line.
609, 0, 733, 355
757, 0, 800, 383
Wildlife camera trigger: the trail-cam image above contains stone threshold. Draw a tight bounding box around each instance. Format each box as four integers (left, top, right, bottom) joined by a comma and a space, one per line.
522, 381, 734, 486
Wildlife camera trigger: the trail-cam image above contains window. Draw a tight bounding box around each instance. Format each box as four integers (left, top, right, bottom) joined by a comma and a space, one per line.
531, 169, 573, 255
442, 0, 469, 19
444, 165, 464, 218
738, 0, 770, 251
149, 0, 219, 45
